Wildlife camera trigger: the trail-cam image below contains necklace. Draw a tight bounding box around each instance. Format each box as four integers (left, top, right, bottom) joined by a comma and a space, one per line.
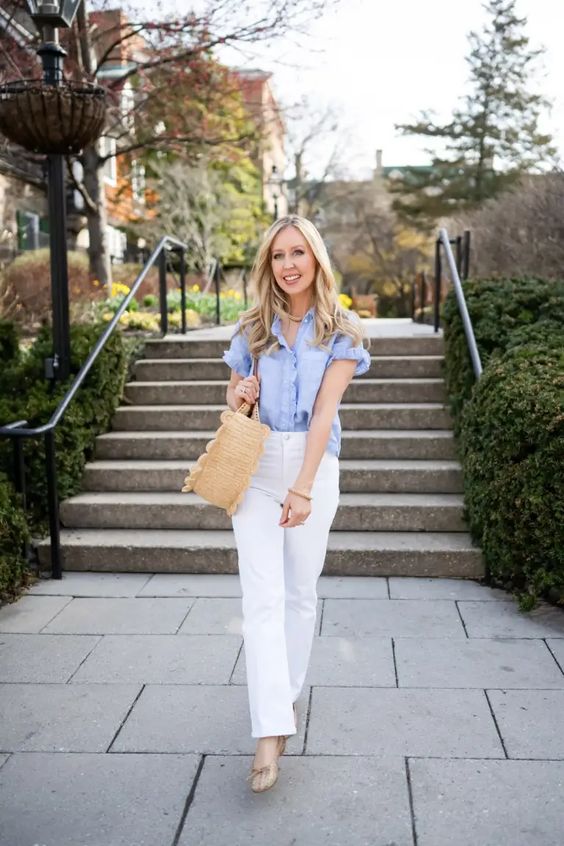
287, 313, 305, 323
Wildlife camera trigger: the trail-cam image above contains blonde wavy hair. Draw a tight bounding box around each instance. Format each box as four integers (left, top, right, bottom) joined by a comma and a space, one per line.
233, 215, 370, 357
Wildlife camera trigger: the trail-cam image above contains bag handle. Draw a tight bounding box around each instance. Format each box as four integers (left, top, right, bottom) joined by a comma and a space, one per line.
235, 355, 260, 421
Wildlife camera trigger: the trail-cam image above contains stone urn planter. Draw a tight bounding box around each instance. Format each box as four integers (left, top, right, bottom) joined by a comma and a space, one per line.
0, 79, 106, 154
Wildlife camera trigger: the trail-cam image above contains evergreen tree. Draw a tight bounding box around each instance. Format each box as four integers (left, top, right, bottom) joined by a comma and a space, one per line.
389, 0, 556, 227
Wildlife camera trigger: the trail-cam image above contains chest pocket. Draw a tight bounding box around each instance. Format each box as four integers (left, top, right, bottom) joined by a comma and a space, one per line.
300, 342, 330, 374
296, 344, 330, 409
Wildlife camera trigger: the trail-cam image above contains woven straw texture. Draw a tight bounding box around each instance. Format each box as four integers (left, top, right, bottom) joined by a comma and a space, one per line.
181, 400, 271, 516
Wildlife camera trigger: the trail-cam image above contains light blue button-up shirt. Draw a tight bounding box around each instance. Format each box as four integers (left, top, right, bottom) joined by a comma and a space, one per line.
222, 306, 371, 457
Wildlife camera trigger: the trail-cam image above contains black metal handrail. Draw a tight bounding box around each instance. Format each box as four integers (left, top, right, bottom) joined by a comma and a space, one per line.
437, 228, 483, 379
0, 234, 199, 580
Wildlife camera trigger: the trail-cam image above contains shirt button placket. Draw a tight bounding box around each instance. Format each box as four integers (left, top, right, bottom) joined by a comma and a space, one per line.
290, 351, 298, 427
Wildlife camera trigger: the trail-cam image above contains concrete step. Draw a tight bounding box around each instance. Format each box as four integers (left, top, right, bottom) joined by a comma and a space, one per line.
60, 491, 467, 532
123, 379, 447, 405
81, 458, 463, 494
133, 355, 445, 381
112, 403, 453, 432
143, 335, 445, 359
35, 528, 483, 578
95, 429, 457, 461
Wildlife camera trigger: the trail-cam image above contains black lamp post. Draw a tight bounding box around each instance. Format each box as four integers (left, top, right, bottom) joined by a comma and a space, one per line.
26, 0, 82, 381
267, 164, 284, 222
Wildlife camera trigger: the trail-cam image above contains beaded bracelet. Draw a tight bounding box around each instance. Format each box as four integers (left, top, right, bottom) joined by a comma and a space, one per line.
288, 487, 313, 502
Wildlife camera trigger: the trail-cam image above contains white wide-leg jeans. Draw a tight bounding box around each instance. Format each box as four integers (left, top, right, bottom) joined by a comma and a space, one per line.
231, 431, 340, 738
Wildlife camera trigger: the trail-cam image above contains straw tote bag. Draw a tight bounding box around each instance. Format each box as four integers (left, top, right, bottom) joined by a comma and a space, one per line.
180, 357, 271, 515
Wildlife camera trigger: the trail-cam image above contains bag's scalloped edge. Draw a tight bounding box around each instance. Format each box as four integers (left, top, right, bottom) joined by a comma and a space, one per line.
180, 411, 271, 515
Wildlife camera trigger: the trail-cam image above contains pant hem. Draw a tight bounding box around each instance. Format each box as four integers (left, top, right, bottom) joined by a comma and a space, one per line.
252, 727, 298, 739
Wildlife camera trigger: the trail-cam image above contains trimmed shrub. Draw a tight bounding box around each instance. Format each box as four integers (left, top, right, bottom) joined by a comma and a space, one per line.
459, 339, 564, 606
0, 319, 21, 363
0, 473, 32, 601
0, 321, 144, 599
443, 277, 564, 608
443, 277, 564, 428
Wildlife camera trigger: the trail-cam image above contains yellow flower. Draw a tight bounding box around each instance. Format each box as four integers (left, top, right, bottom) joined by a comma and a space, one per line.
191, 283, 200, 292
338, 292, 353, 309
185, 308, 201, 327
111, 282, 131, 298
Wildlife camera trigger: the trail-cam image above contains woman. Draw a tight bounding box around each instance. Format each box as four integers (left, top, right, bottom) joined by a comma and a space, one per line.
222, 215, 371, 793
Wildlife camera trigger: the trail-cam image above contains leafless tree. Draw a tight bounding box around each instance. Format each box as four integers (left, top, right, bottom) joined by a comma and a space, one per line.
449, 170, 564, 279
283, 98, 346, 217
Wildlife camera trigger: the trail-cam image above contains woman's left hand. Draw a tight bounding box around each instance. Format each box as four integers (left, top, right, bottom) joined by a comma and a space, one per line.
279, 491, 312, 528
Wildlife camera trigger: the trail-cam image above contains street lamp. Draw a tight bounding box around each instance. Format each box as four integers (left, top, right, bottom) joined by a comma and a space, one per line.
27, 1, 81, 82
267, 164, 284, 222
26, 1, 81, 26
25, 1, 86, 381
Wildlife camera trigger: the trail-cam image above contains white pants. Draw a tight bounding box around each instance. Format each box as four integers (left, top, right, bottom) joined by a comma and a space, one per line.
231, 431, 340, 738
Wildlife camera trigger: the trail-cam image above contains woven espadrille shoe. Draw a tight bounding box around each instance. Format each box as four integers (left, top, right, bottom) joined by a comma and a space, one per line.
247, 734, 286, 793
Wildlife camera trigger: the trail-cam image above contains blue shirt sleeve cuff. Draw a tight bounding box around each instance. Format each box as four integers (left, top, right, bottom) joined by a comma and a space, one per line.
330, 345, 371, 376
222, 349, 250, 377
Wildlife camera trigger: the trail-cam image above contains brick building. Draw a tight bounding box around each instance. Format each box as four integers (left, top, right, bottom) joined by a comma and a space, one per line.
232, 68, 288, 218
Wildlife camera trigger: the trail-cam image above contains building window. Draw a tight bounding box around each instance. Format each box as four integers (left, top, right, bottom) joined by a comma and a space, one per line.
120, 83, 136, 132
16, 210, 42, 250
99, 136, 117, 186
131, 160, 146, 204
106, 225, 127, 262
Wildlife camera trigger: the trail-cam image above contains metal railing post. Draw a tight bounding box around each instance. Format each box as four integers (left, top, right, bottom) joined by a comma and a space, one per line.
214, 261, 221, 326
455, 235, 463, 277
44, 429, 62, 579
433, 239, 442, 333
420, 271, 427, 323
462, 230, 471, 279
159, 248, 168, 336
179, 248, 187, 334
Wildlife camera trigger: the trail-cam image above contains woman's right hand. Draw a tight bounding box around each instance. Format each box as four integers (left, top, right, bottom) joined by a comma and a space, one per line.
235, 374, 260, 405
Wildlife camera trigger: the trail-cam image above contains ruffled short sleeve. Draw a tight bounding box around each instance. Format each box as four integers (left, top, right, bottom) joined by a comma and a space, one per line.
328, 317, 371, 377
222, 321, 252, 376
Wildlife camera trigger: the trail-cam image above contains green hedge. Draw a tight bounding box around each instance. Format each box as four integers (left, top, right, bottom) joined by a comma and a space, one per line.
443, 278, 564, 608
0, 472, 32, 600
0, 321, 145, 600
0, 319, 21, 364
443, 277, 564, 430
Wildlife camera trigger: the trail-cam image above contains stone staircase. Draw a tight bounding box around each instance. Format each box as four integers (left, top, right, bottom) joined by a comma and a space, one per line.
36, 330, 484, 577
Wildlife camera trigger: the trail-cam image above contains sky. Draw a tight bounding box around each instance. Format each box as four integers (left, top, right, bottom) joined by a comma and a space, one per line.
168, 0, 564, 180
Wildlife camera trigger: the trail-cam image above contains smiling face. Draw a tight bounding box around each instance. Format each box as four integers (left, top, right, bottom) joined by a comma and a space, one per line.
270, 225, 317, 300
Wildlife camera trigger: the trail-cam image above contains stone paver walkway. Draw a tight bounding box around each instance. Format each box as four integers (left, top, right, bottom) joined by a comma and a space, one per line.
1, 573, 564, 845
